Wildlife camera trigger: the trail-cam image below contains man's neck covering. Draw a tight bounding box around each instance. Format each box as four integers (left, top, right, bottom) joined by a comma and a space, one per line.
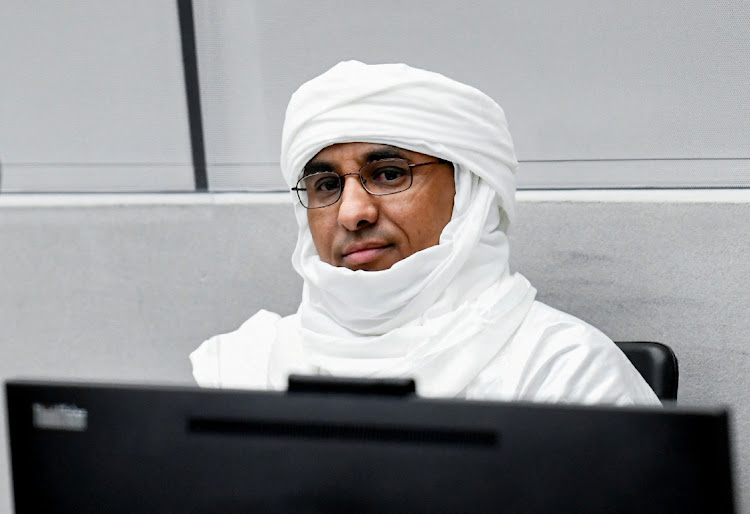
274, 61, 536, 397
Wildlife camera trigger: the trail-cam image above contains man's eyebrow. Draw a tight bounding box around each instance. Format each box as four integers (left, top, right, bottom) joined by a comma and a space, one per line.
302, 161, 334, 177
303, 145, 407, 177
363, 145, 407, 162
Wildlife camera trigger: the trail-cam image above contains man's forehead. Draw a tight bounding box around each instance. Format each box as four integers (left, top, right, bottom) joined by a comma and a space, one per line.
308, 143, 408, 164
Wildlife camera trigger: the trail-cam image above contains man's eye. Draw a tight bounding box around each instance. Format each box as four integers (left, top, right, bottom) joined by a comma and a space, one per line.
312, 176, 341, 193
372, 166, 407, 182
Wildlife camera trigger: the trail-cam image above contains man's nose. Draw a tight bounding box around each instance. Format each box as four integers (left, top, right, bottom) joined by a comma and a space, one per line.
337, 175, 378, 231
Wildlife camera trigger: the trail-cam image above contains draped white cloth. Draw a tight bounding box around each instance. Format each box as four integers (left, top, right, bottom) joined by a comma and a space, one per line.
190, 61, 660, 405
274, 61, 535, 396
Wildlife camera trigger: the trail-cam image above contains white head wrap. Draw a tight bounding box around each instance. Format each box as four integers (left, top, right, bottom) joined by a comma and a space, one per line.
271, 61, 536, 396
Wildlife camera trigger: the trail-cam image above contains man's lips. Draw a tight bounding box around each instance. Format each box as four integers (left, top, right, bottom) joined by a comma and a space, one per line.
341, 243, 393, 266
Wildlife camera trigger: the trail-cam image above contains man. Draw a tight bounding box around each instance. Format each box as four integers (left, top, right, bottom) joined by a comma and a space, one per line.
191, 61, 660, 405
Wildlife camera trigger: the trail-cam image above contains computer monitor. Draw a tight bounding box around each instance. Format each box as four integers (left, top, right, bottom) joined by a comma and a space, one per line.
6, 379, 735, 513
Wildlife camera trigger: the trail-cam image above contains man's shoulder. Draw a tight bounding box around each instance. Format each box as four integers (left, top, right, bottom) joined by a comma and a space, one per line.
517, 301, 612, 349
236, 309, 284, 332
473, 301, 661, 405
189, 310, 283, 389
207, 309, 283, 354
515, 301, 643, 377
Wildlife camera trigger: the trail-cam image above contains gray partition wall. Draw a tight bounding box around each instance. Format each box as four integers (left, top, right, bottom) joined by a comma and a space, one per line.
1, 193, 749, 513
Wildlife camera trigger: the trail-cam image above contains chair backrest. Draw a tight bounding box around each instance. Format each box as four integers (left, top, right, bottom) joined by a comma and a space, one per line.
615, 341, 679, 402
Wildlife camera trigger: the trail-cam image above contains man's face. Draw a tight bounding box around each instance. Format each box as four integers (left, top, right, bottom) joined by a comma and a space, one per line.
304, 142, 455, 272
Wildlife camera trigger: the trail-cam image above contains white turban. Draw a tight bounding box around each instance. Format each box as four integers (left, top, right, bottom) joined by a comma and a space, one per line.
281, 61, 518, 226
271, 61, 536, 397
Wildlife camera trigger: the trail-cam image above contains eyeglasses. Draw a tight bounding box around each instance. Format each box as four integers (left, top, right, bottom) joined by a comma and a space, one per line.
292, 158, 448, 209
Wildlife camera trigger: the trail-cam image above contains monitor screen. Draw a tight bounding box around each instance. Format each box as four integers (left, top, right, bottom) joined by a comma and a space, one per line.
6, 379, 735, 513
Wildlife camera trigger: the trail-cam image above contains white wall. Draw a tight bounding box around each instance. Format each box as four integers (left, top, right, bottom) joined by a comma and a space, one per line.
0, 0, 193, 192
1, 193, 749, 512
3, 1, 748, 192
195, 0, 750, 190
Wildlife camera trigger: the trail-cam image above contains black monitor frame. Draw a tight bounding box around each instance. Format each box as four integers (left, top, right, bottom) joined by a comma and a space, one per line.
6, 379, 735, 513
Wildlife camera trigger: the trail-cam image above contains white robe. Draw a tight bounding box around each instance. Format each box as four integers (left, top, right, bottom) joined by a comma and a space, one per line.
190, 302, 661, 406
190, 61, 660, 407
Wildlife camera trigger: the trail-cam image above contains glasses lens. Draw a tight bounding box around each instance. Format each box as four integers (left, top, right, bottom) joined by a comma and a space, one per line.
297, 172, 342, 208
361, 159, 413, 195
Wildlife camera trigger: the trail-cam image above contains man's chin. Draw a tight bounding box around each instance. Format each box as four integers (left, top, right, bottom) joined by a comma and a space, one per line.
345, 261, 395, 272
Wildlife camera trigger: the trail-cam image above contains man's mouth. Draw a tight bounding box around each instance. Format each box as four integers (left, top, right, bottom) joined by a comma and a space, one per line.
341, 243, 393, 267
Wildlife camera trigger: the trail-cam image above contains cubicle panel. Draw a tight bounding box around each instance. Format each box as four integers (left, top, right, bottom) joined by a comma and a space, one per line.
0, 194, 748, 513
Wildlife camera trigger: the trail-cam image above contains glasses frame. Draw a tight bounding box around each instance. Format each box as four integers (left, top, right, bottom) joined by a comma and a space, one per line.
292, 158, 449, 209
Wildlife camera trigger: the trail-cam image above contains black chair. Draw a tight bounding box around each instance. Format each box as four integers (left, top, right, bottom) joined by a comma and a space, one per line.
615, 341, 679, 402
